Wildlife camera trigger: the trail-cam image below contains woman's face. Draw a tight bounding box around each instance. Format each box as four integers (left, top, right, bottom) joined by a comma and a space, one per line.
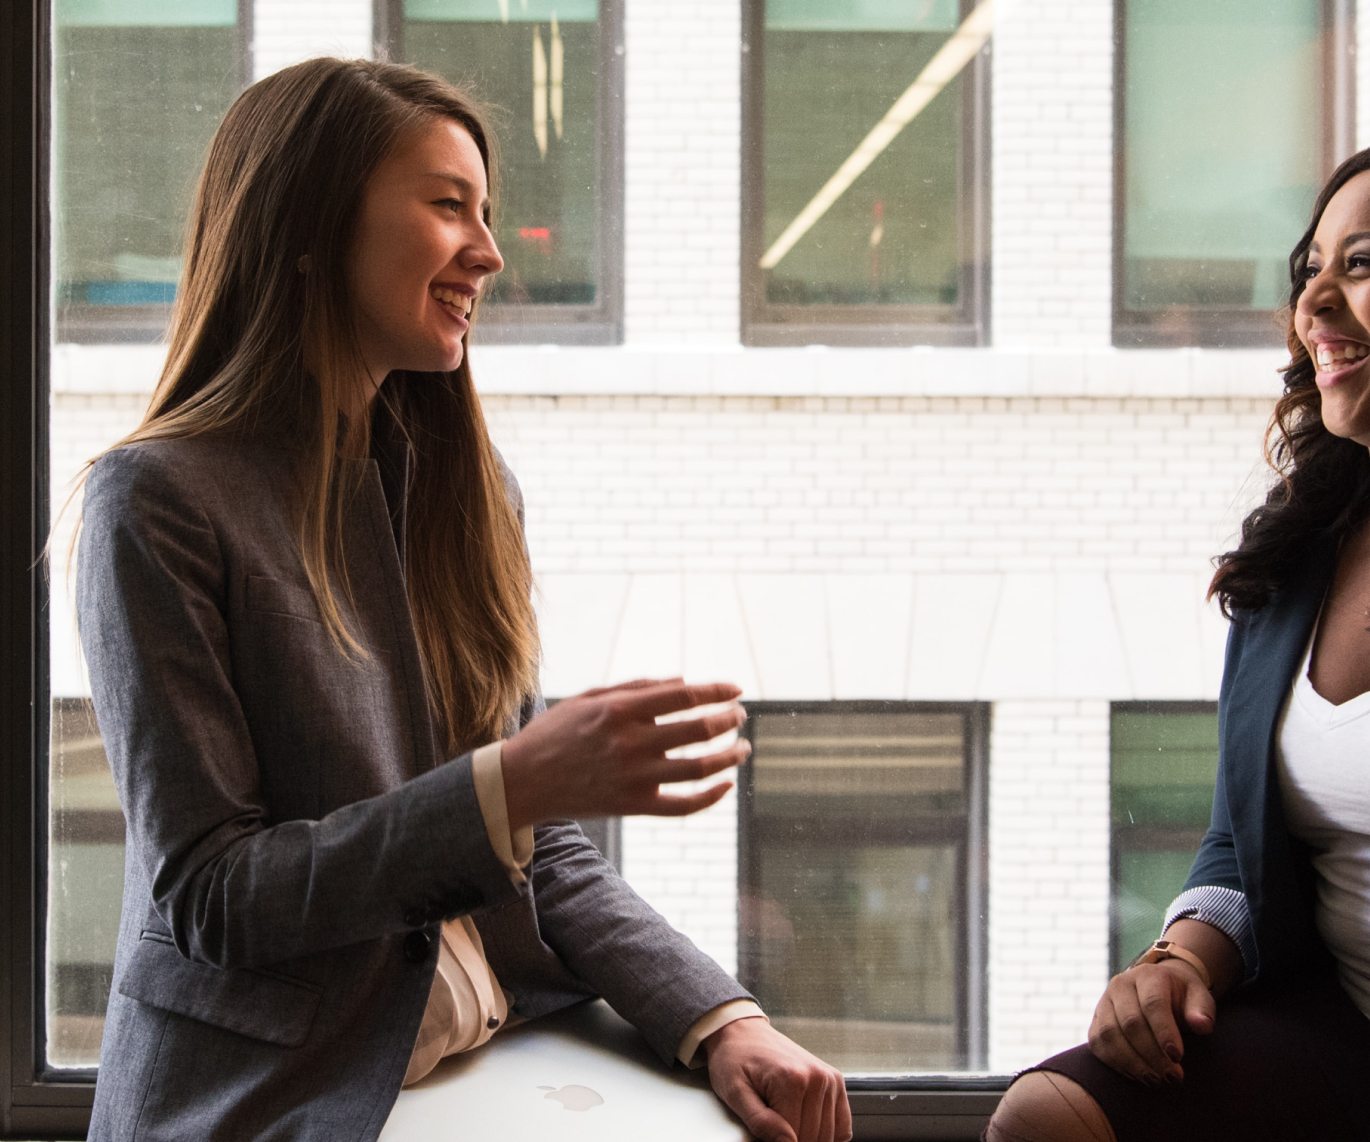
1296, 169, 1370, 448
346, 117, 503, 391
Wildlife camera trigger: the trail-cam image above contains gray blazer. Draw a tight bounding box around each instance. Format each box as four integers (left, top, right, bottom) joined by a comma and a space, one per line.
77, 424, 750, 1141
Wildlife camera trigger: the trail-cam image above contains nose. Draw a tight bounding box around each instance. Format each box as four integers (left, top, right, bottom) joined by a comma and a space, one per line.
461, 219, 504, 278
1298, 262, 1341, 318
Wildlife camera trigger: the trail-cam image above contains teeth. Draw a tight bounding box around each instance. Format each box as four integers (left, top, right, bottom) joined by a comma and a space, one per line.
430, 287, 473, 315
1316, 342, 1370, 370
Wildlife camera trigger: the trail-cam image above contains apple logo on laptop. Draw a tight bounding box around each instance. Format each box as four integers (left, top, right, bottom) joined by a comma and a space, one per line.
538, 1085, 605, 1112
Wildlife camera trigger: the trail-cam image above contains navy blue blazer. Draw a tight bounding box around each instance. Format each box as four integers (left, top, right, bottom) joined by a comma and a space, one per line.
1187, 538, 1341, 991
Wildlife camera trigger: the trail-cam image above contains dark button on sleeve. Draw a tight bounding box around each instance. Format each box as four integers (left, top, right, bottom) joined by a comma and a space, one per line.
486, 1015, 500, 1030
403, 908, 426, 928
403, 931, 432, 963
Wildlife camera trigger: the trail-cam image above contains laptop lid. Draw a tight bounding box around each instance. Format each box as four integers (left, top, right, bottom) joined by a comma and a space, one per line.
380, 999, 751, 1142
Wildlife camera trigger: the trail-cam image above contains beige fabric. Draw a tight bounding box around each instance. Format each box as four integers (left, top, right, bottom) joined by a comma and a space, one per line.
675, 999, 768, 1068
405, 739, 766, 1086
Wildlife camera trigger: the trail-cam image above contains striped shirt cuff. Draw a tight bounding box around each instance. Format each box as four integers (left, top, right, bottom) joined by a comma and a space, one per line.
1163, 886, 1256, 982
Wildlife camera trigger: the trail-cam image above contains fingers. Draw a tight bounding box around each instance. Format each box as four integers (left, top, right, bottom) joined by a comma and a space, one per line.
834, 1081, 853, 1142
1088, 973, 1184, 1085
652, 704, 748, 751
640, 780, 734, 816
623, 679, 744, 720
1183, 976, 1218, 1035
726, 1081, 797, 1142
647, 739, 751, 785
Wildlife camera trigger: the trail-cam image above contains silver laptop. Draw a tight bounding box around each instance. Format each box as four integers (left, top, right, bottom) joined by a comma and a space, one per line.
379, 999, 751, 1141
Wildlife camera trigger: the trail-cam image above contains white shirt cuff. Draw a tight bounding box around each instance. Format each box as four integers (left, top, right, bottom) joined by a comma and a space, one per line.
1164, 885, 1257, 981
675, 999, 768, 1069
471, 741, 534, 886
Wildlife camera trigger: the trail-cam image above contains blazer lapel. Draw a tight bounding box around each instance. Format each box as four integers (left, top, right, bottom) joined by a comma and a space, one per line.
1219, 538, 1337, 983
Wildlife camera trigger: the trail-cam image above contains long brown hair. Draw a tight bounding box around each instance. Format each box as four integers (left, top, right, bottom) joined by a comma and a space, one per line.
76, 58, 539, 750
1210, 148, 1370, 615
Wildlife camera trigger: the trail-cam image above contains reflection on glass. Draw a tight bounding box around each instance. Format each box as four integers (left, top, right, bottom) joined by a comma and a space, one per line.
403, 0, 599, 306
1109, 706, 1218, 974
47, 699, 124, 1069
761, 0, 963, 307
53, 0, 241, 341
742, 709, 969, 1073
1123, 0, 1321, 313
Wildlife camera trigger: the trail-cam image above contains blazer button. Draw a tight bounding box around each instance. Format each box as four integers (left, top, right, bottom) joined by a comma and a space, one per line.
486, 1015, 500, 1030
403, 930, 432, 963
403, 909, 426, 928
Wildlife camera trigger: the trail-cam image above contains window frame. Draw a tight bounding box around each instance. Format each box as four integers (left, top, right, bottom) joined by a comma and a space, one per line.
51, 0, 254, 346
739, 0, 992, 348
377, 0, 626, 346
1111, 0, 1357, 349
737, 700, 992, 1077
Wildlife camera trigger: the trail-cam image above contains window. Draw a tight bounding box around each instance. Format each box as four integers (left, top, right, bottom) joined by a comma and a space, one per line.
1113, 0, 1355, 347
53, 0, 249, 344
739, 703, 988, 1072
381, 0, 624, 343
741, 0, 990, 346
1109, 703, 1219, 975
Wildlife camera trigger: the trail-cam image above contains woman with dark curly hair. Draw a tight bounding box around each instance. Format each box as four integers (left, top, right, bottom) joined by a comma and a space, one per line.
985, 150, 1370, 1141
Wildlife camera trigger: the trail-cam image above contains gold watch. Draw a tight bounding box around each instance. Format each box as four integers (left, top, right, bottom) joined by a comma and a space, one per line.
1133, 939, 1212, 989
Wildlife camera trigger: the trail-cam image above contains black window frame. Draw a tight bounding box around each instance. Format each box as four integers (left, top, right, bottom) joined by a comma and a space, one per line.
51, 0, 254, 346
1111, 0, 1357, 349
377, 0, 626, 346
737, 701, 994, 1085
739, 0, 992, 348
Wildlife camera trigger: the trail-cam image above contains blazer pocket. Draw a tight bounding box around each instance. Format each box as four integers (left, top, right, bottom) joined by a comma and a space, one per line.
246, 574, 322, 624
119, 931, 323, 1048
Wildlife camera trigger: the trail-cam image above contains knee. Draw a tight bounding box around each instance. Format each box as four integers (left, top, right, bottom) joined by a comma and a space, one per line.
985, 1070, 1116, 1142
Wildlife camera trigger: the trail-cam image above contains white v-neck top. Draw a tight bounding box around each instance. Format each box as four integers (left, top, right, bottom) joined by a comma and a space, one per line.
1275, 633, 1370, 1018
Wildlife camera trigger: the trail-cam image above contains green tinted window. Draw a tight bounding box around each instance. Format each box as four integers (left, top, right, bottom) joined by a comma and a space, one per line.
53, 0, 242, 340
402, 0, 600, 307
1121, 0, 1321, 316
760, 1, 962, 308
1110, 707, 1219, 973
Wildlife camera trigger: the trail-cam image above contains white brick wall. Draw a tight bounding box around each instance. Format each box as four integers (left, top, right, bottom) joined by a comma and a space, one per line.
991, 0, 1114, 349
988, 700, 1111, 1072
622, 0, 741, 344
252, 0, 372, 81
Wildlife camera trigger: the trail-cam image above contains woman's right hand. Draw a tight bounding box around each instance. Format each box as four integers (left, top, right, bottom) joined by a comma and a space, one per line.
1086, 958, 1214, 1086
1087, 918, 1241, 1085
500, 678, 750, 830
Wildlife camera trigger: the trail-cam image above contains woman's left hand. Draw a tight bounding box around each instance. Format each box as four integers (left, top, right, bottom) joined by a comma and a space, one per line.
704, 1018, 852, 1142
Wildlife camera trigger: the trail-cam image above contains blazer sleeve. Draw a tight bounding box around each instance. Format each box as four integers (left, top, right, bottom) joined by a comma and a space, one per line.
77, 447, 524, 969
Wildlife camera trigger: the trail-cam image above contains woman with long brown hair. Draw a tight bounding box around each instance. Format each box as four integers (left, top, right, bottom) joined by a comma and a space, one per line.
75, 57, 848, 1142
985, 151, 1370, 1141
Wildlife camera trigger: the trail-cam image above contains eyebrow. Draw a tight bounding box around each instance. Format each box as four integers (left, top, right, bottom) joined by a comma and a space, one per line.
1309, 230, 1370, 256
426, 172, 489, 209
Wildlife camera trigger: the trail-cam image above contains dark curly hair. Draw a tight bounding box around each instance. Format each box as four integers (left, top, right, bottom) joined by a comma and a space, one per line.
1209, 148, 1370, 615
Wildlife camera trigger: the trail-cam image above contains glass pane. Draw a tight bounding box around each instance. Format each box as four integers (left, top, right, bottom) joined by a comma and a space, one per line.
404, 0, 600, 306
53, 0, 240, 342
1110, 708, 1219, 973
1123, 0, 1322, 312
761, 0, 963, 307
46, 0, 244, 1070
742, 709, 971, 1072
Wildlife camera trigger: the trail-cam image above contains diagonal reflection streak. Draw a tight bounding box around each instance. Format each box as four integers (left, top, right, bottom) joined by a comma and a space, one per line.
759, 0, 996, 271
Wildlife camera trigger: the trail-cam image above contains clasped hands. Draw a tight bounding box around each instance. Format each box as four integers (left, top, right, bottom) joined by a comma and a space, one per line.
500, 678, 852, 1142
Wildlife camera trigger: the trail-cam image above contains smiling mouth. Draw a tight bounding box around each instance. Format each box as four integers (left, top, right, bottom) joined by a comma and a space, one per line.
430, 286, 473, 317
1315, 341, 1370, 373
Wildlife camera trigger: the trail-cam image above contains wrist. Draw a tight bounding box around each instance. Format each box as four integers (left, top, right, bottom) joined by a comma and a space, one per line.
1130, 939, 1212, 990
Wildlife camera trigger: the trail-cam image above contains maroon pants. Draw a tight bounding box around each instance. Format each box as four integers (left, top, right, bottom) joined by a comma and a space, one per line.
1026, 981, 1370, 1142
